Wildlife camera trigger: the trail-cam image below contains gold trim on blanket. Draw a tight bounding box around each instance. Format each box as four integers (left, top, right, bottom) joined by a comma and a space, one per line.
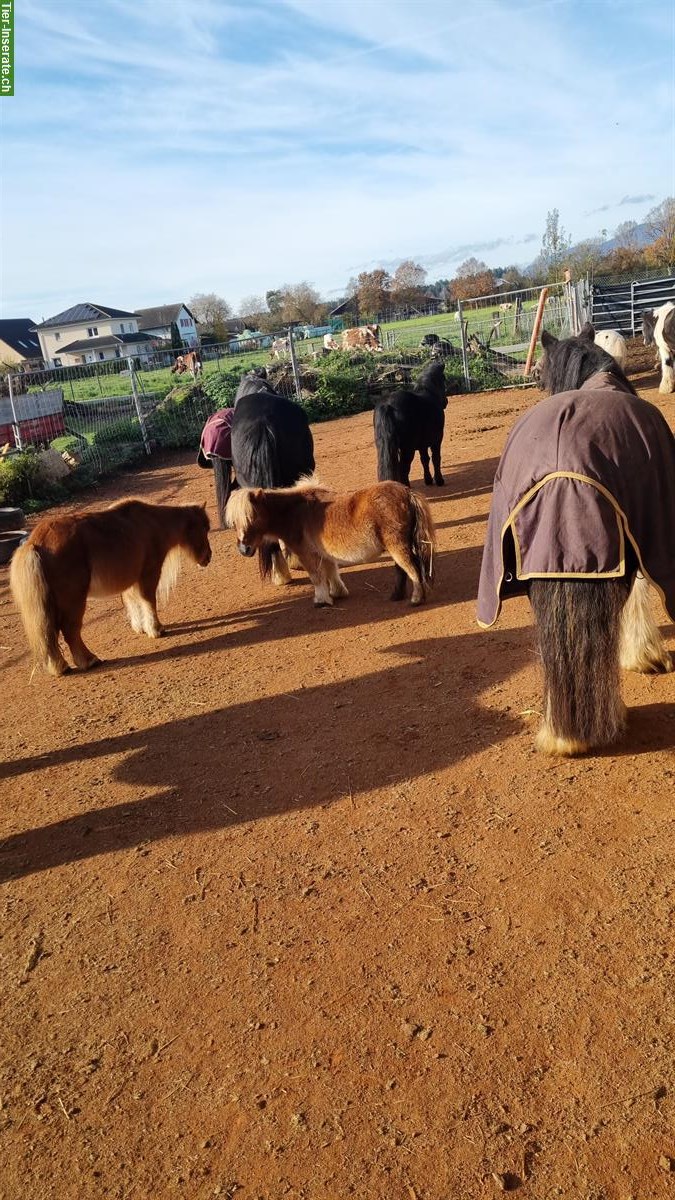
478, 470, 671, 629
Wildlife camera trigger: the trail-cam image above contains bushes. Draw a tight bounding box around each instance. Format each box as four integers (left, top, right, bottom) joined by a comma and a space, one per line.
0, 449, 41, 506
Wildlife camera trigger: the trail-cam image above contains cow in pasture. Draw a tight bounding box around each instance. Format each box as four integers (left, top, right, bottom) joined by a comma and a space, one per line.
171, 349, 202, 378
270, 336, 290, 358
499, 303, 514, 312
323, 333, 339, 351
341, 324, 382, 351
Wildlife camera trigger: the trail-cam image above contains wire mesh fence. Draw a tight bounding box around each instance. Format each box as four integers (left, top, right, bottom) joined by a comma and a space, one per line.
1, 279, 589, 507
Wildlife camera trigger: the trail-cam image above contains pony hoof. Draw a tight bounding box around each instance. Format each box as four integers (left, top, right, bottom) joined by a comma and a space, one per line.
84, 657, 103, 671
314, 600, 333, 608
434, 477, 445, 487
409, 595, 424, 606
535, 725, 589, 757
424, 477, 434, 487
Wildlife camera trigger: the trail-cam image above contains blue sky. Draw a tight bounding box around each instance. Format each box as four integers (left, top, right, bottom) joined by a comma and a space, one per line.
1, 0, 673, 320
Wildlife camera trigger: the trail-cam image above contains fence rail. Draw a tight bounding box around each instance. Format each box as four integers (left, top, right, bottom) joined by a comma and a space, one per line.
591, 273, 675, 334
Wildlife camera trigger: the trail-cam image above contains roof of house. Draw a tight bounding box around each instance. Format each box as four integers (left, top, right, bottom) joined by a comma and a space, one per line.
34, 303, 138, 330
58, 332, 155, 353
134, 303, 196, 330
0, 318, 42, 359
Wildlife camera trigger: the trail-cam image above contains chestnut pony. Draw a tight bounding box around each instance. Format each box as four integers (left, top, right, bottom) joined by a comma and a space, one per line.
226, 477, 435, 607
10, 499, 211, 676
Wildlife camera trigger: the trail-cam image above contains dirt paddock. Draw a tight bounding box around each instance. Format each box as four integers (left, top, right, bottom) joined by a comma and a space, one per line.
4, 354, 675, 1199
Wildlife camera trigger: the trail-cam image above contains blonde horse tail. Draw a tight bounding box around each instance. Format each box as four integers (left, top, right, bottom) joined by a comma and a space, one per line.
157, 547, 184, 606
10, 543, 63, 674
529, 579, 628, 755
409, 492, 436, 589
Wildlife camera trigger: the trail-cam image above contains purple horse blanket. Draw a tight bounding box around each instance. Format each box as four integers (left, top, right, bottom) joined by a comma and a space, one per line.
197, 407, 234, 467
477, 372, 675, 627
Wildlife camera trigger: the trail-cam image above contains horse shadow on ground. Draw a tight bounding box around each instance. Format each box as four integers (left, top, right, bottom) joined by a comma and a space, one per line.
51, 543, 490, 676
0, 628, 537, 882
417, 456, 500, 504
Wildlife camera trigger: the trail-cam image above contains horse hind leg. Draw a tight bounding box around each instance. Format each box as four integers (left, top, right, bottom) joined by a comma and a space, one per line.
387, 542, 425, 605
431, 441, 444, 486
59, 600, 101, 671
620, 572, 672, 673
327, 560, 349, 599
419, 446, 434, 487
530, 579, 627, 756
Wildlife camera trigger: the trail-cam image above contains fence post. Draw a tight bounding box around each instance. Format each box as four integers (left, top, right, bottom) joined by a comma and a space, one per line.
128, 357, 152, 455
287, 327, 302, 401
457, 301, 471, 391
7, 371, 22, 450
630, 280, 636, 336
525, 287, 549, 377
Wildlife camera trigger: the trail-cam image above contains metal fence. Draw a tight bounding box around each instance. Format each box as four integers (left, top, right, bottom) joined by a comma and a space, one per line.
591, 274, 675, 334
1, 281, 589, 500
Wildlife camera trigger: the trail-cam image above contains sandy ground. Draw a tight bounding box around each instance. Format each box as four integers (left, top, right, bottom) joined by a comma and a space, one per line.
3, 347, 675, 1199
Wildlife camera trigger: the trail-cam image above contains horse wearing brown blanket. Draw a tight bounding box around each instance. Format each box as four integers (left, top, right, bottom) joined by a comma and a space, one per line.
226, 477, 435, 606
478, 325, 675, 756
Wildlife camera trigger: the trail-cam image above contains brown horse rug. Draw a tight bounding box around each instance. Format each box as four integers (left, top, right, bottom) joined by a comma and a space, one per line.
197, 407, 234, 468
477, 373, 675, 627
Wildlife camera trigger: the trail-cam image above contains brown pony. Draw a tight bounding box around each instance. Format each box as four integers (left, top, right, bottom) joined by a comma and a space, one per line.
226, 477, 435, 606
10, 499, 211, 676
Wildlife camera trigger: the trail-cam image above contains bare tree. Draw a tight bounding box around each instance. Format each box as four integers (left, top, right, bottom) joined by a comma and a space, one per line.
540, 209, 572, 282
189, 292, 232, 341
645, 198, 675, 273
355, 269, 391, 319
238, 295, 267, 324
390, 260, 427, 310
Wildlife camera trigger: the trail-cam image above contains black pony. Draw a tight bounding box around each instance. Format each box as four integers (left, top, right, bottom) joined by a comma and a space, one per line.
373, 360, 448, 487
231, 375, 315, 584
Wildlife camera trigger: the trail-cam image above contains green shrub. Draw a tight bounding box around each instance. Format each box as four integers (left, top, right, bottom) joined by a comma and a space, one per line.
0, 449, 41, 505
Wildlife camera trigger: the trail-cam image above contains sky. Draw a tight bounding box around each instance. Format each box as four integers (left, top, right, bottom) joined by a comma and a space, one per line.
0, 0, 673, 321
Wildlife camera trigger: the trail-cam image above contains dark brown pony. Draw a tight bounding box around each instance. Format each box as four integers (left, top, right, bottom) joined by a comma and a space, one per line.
226, 477, 435, 606
10, 500, 211, 676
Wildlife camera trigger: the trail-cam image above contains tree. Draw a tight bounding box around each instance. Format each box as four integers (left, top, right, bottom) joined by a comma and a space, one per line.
355, 269, 391, 318
238, 295, 267, 324
390, 260, 427, 310
272, 282, 325, 326
189, 292, 232, 341
540, 209, 572, 282
614, 219, 640, 251
449, 258, 495, 302
567, 237, 607, 278
644, 198, 675, 273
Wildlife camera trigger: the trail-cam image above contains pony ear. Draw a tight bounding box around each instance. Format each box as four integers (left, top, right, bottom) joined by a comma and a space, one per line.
541, 330, 557, 349
579, 322, 596, 342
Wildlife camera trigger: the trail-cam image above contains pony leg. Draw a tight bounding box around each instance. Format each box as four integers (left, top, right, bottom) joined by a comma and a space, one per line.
529, 579, 628, 756
620, 572, 672, 673
327, 561, 349, 599
129, 569, 164, 638
419, 447, 434, 487
212, 459, 232, 529
271, 546, 292, 586
60, 603, 101, 671
300, 550, 332, 606
388, 545, 425, 605
660, 358, 675, 394
431, 442, 444, 486
399, 447, 415, 488
122, 587, 146, 634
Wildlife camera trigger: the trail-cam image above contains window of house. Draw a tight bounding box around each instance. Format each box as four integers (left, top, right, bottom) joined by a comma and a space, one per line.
54, 332, 60, 341
54, 357, 62, 367
98, 352, 105, 361
87, 327, 98, 337
119, 323, 125, 333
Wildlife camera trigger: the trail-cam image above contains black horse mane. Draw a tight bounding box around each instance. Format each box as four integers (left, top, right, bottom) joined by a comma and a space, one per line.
415, 359, 447, 405
541, 325, 638, 397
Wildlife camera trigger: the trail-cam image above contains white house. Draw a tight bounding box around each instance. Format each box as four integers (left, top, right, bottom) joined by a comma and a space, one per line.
33, 303, 155, 367
134, 303, 199, 347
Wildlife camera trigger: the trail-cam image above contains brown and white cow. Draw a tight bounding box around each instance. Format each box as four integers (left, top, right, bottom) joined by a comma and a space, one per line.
340, 324, 382, 351
171, 349, 202, 378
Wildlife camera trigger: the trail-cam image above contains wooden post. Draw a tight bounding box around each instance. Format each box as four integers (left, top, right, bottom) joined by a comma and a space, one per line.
7, 371, 22, 450
525, 287, 549, 377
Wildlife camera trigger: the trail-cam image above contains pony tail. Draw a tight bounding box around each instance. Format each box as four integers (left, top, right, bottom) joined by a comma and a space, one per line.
374, 405, 400, 482
529, 579, 628, 754
10, 544, 64, 675
409, 492, 436, 588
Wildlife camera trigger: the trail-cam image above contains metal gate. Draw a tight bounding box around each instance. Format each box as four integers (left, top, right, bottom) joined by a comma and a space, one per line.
591, 275, 675, 335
